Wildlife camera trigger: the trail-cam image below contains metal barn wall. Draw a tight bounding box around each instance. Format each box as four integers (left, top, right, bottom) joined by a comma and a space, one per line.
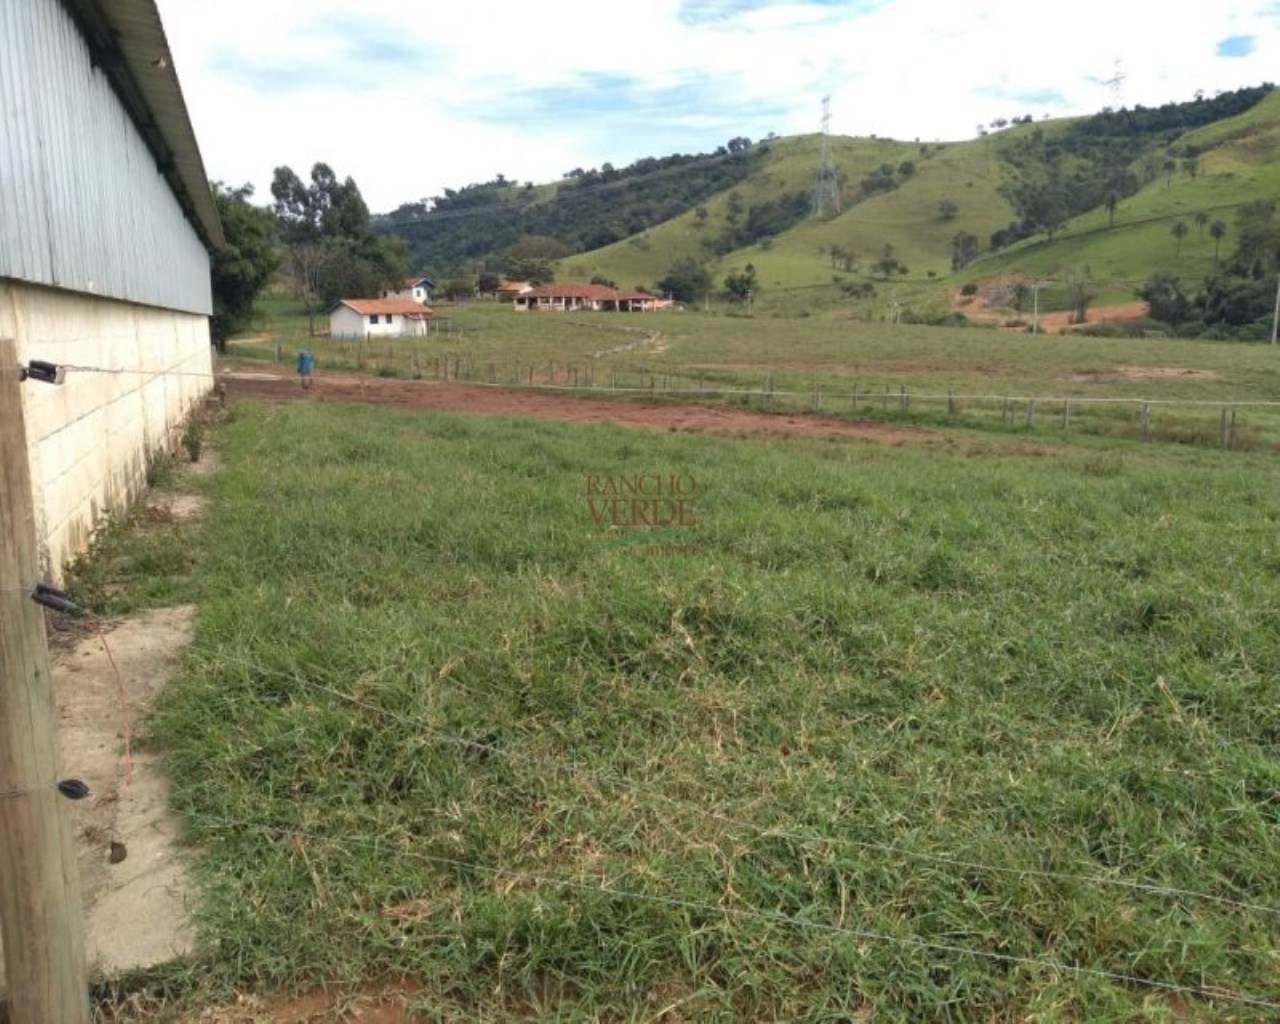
2, 280, 212, 580
0, 0, 213, 316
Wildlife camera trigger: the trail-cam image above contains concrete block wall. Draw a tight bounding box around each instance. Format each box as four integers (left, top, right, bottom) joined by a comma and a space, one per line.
1, 280, 212, 579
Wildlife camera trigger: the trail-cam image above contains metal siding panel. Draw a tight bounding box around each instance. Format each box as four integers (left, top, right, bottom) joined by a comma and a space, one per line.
0, 0, 211, 315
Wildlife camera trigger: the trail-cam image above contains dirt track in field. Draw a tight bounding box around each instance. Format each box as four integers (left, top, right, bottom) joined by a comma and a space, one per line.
221, 371, 931, 445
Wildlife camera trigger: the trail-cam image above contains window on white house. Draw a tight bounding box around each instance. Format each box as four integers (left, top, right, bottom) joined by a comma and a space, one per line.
369, 315, 379, 324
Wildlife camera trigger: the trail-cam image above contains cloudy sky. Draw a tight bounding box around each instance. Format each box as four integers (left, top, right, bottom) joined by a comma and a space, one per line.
158, 0, 1279, 214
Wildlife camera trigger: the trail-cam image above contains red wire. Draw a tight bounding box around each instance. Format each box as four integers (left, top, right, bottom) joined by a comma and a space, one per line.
91, 618, 133, 787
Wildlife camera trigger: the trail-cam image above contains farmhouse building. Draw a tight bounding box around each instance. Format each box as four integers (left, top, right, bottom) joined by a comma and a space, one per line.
513, 284, 664, 312
329, 298, 434, 339
495, 280, 533, 299
381, 276, 434, 304
0, 0, 224, 578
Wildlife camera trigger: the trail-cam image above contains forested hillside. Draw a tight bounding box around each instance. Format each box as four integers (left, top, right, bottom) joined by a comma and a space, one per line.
373, 141, 768, 280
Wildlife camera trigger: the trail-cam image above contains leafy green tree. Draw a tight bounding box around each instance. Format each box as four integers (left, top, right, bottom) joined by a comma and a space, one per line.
1194, 211, 1209, 240
657, 258, 712, 304
1171, 219, 1189, 257
1104, 191, 1119, 229
271, 162, 408, 333
1210, 219, 1227, 263
477, 272, 501, 294
951, 232, 980, 271
874, 243, 907, 278
209, 182, 280, 351
937, 198, 959, 221
723, 263, 757, 301
1181, 156, 1199, 180
1138, 273, 1191, 325
1163, 157, 1177, 187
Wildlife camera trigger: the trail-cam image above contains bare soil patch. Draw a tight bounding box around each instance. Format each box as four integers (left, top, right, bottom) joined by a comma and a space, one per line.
220, 373, 931, 446
0, 608, 198, 1002
1070, 366, 1222, 384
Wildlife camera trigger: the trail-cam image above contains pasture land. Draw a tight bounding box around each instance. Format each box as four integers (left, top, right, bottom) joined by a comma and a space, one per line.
230, 301, 1280, 451
86, 390, 1280, 1021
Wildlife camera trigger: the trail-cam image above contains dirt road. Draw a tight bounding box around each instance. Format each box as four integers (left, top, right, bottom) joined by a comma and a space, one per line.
222, 372, 930, 444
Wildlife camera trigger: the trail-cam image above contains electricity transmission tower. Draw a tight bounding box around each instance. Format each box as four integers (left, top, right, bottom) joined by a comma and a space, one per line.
1102, 58, 1127, 109
814, 96, 841, 218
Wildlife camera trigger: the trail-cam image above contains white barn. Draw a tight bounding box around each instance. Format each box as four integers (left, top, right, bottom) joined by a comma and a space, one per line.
329, 299, 434, 339
0, 0, 223, 579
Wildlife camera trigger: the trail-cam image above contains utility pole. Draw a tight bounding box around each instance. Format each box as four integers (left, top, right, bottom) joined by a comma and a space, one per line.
1032, 280, 1041, 335
0, 338, 89, 1024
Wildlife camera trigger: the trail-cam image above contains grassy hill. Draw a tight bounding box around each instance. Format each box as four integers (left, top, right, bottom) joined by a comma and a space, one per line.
553, 86, 1278, 322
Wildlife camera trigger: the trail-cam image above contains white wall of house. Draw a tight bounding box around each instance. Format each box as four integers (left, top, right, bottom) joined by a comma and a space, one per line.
3, 281, 212, 578
383, 284, 430, 304
330, 306, 428, 339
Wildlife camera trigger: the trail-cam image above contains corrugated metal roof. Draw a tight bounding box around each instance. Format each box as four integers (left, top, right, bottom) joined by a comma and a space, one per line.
59, 0, 224, 250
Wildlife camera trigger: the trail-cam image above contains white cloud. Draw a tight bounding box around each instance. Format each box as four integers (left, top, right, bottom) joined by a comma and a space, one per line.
156, 0, 1279, 212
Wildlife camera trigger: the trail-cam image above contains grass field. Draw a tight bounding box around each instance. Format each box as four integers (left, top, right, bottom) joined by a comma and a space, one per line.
229, 300, 1280, 452
79, 390, 1280, 1022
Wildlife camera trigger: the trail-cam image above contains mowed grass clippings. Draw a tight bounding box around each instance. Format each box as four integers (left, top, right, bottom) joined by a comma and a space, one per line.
151, 400, 1280, 1022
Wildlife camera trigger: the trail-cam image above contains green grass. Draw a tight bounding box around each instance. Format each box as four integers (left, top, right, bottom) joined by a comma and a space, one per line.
547, 94, 1280, 324
89, 398, 1280, 1021
227, 300, 1280, 452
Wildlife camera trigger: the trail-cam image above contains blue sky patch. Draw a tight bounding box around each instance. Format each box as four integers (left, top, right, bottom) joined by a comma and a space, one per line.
679, 0, 880, 26
1216, 34, 1256, 57
975, 83, 1067, 108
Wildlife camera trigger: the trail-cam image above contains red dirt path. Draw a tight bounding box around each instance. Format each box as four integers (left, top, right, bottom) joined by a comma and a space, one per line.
222, 372, 930, 445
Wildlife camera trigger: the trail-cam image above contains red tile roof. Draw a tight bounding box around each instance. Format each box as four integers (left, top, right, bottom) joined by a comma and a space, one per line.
518, 284, 657, 302
336, 299, 433, 317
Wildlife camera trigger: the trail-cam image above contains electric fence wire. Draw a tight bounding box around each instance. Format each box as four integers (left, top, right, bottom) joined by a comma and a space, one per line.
46, 363, 1280, 411
185, 645, 1280, 921
140, 807, 1280, 1012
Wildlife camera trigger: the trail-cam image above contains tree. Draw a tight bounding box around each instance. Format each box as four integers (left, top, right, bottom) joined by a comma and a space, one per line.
1138, 273, 1191, 326
656, 258, 712, 304
271, 162, 407, 334
1181, 156, 1199, 180
1171, 219, 1189, 257
1194, 210, 1209, 240
1210, 219, 1227, 264
209, 182, 280, 351
951, 232, 980, 271
937, 198, 959, 221
723, 263, 757, 301
874, 243, 907, 279
1067, 268, 1094, 324
477, 272, 501, 295
1163, 157, 1177, 188
1104, 191, 1119, 229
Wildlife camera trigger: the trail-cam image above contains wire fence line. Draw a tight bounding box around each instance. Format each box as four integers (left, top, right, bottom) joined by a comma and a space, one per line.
117, 807, 1280, 1012
22, 581, 1280, 921
184, 646, 1280, 918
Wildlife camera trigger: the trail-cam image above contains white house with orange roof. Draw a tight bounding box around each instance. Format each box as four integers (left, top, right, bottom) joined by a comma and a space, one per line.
329, 298, 434, 338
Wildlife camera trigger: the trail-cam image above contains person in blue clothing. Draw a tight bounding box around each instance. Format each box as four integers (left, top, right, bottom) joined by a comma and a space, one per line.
296, 348, 315, 390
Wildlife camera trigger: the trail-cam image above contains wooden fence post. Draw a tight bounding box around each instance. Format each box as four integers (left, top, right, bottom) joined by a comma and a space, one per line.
0, 338, 90, 1024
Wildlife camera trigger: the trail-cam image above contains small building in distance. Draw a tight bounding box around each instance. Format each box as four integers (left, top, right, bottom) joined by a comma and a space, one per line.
329, 298, 434, 339
381, 276, 435, 304
513, 284, 667, 312
495, 280, 533, 300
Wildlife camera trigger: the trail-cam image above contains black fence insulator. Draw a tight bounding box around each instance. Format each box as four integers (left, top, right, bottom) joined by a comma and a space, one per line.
31, 582, 75, 613
57, 779, 91, 801
23, 360, 66, 385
